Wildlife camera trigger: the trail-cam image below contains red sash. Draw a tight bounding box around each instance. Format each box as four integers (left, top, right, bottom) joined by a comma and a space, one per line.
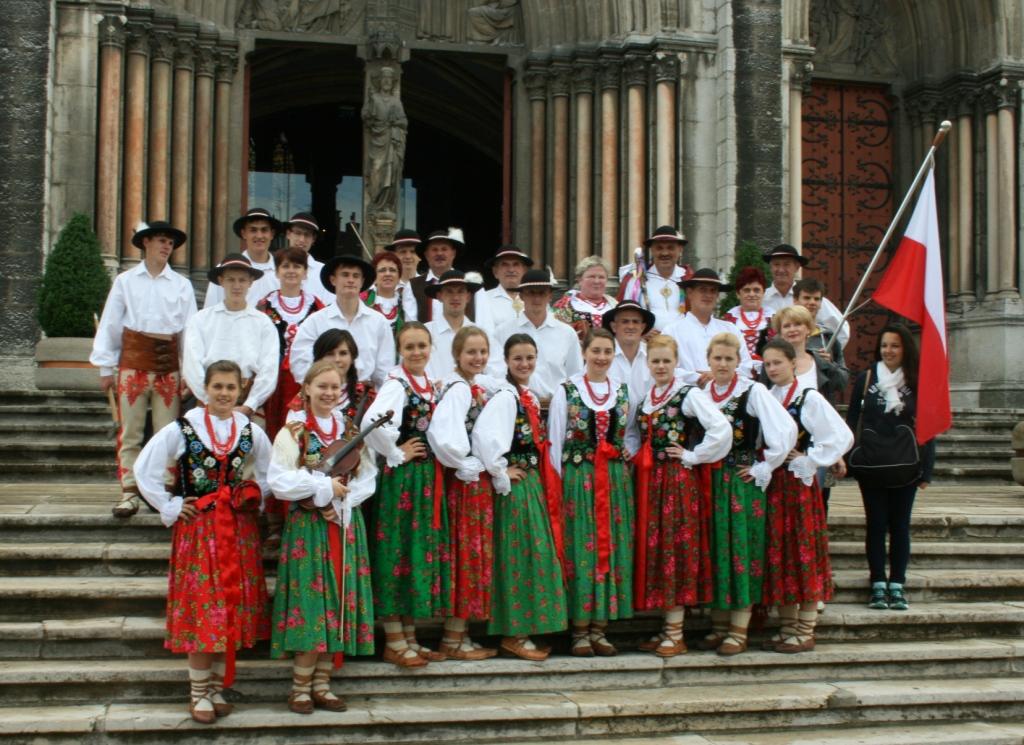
593, 436, 619, 579
327, 519, 345, 670
631, 425, 654, 608
521, 388, 565, 569
432, 459, 444, 530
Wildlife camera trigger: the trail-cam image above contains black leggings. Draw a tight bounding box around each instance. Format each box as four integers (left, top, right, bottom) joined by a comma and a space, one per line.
859, 483, 918, 585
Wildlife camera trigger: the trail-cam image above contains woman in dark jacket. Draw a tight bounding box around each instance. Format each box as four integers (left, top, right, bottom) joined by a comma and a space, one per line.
846, 323, 936, 612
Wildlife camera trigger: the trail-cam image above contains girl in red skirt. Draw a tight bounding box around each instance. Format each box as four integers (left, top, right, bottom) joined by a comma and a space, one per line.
427, 326, 501, 659
761, 339, 853, 653
134, 360, 272, 723
630, 334, 731, 657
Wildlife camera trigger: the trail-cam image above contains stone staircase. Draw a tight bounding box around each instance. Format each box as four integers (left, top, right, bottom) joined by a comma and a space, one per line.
1, 484, 1024, 743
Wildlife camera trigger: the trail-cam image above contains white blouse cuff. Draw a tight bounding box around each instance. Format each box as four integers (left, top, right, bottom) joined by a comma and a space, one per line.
385, 448, 407, 469
750, 461, 773, 491
160, 496, 184, 528
680, 449, 698, 468
788, 455, 817, 485
456, 457, 484, 483
312, 477, 335, 508
492, 472, 511, 495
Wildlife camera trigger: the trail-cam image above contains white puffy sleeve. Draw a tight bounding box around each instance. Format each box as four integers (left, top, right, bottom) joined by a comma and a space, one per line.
89, 275, 126, 376
546, 383, 568, 476
181, 313, 209, 401
363, 378, 408, 468
267, 427, 335, 508
134, 420, 187, 527
472, 388, 517, 495
371, 315, 397, 388
623, 386, 644, 460
790, 390, 855, 483
288, 315, 318, 388
680, 387, 732, 466
341, 445, 378, 527
427, 381, 483, 480
245, 423, 273, 509
245, 317, 281, 411
400, 285, 418, 322
744, 382, 798, 489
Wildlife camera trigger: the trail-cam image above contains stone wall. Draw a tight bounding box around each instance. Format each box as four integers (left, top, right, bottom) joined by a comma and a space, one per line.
0, 0, 52, 386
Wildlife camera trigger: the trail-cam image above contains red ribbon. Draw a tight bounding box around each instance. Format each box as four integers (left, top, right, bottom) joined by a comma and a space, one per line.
327, 519, 345, 670
521, 388, 565, 569
432, 458, 444, 530
631, 425, 654, 608
592, 410, 618, 579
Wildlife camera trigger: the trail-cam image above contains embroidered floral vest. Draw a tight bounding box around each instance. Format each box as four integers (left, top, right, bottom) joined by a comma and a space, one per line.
256, 295, 321, 364
440, 379, 486, 439
784, 392, 812, 453
506, 393, 543, 469
560, 380, 628, 465
396, 377, 436, 456
638, 386, 694, 461
552, 294, 604, 330
176, 418, 253, 498
719, 389, 762, 467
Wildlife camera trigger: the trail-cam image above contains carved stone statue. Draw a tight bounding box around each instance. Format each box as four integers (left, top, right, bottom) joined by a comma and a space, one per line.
467, 0, 520, 44
296, 0, 354, 34
362, 66, 407, 216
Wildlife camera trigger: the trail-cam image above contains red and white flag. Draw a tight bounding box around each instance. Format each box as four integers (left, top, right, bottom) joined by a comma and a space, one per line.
872, 168, 951, 444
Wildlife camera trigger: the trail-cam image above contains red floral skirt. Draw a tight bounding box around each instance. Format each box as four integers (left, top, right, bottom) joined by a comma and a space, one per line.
634, 459, 712, 611
761, 468, 833, 606
446, 471, 495, 621
165, 507, 270, 653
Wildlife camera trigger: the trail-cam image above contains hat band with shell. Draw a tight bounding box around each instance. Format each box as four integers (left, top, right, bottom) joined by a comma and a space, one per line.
288, 218, 319, 232
649, 233, 685, 242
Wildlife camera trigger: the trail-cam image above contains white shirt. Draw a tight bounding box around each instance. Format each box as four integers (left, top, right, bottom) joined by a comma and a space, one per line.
663, 313, 754, 384
796, 358, 818, 393
478, 284, 522, 333
769, 383, 854, 484
90, 262, 197, 376
547, 373, 631, 476
707, 376, 797, 488
134, 408, 272, 527
204, 251, 333, 308
472, 384, 527, 495
427, 373, 502, 482
490, 310, 583, 401
266, 408, 378, 528
610, 342, 651, 402
424, 317, 480, 381
182, 304, 280, 410
422, 269, 492, 331
617, 263, 687, 331
289, 300, 396, 389
365, 282, 418, 328
763, 283, 850, 350
362, 369, 437, 468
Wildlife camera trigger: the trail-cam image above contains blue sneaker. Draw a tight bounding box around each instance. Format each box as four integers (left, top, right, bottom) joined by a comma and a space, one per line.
888, 583, 909, 611
868, 582, 888, 610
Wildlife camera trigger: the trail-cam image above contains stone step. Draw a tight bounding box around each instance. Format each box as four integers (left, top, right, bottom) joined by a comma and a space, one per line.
935, 445, 1014, 460
0, 639, 1021, 706
830, 569, 1024, 603
0, 461, 117, 483
931, 462, 1014, 481
827, 513, 1024, 542
0, 420, 115, 436
2, 677, 1024, 743
828, 541, 1024, 570
0, 441, 115, 459
4, 602, 1024, 661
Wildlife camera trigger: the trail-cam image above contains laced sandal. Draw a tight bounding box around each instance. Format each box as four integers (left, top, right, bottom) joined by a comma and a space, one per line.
763, 606, 798, 651
439, 631, 496, 661
571, 628, 594, 657
311, 660, 347, 711
588, 624, 618, 657
717, 625, 748, 656
638, 632, 668, 652
112, 493, 140, 518
696, 610, 730, 650
654, 620, 687, 658
289, 663, 316, 714
383, 632, 428, 668
774, 610, 816, 654
208, 664, 233, 717
288, 691, 315, 715
405, 636, 446, 662
500, 636, 549, 661
187, 667, 216, 723
189, 695, 217, 724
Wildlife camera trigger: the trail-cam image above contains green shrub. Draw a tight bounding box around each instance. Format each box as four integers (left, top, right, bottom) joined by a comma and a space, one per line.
37, 213, 111, 338
718, 240, 770, 315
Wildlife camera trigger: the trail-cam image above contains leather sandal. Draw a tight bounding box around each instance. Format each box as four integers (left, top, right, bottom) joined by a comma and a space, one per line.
588, 626, 618, 657
774, 634, 815, 654
383, 645, 429, 668
311, 690, 348, 712
638, 633, 667, 652
209, 694, 233, 718
717, 626, 748, 656
288, 692, 315, 715
112, 494, 141, 518
499, 636, 549, 661
571, 630, 594, 657
189, 696, 217, 724
440, 642, 496, 661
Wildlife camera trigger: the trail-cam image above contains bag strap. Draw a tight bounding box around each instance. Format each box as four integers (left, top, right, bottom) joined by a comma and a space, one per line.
855, 367, 871, 443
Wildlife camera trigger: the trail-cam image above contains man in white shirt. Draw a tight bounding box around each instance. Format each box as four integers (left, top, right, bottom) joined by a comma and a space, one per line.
183, 254, 280, 417
424, 270, 482, 380
91, 221, 197, 518
282, 211, 334, 305
491, 269, 582, 403
385, 228, 422, 283
408, 227, 489, 327
617, 225, 693, 331
663, 268, 754, 386
479, 244, 532, 332
203, 207, 282, 308
762, 243, 849, 348
289, 255, 395, 388
603, 300, 655, 401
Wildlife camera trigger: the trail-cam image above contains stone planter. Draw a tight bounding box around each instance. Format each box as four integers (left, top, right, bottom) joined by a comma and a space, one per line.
34, 337, 100, 391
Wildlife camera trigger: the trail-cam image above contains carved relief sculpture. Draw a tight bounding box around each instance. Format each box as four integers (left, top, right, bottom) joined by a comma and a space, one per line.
236, 0, 355, 33
467, 0, 521, 45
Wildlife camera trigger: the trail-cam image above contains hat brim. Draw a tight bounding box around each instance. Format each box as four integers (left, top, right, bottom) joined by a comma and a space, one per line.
513, 281, 554, 292
385, 239, 421, 251
766, 251, 810, 267
132, 227, 187, 250
484, 251, 534, 269
207, 264, 264, 286
321, 256, 376, 294
283, 220, 320, 234
417, 238, 463, 257
644, 236, 689, 248
680, 278, 727, 291
424, 280, 483, 299
233, 214, 283, 237
602, 304, 656, 335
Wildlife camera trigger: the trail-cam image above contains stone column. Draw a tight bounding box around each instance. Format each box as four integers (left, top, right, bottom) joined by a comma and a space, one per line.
573, 62, 595, 262
994, 80, 1019, 297
946, 104, 960, 296
598, 58, 620, 270
653, 52, 679, 227
190, 40, 216, 280
788, 60, 811, 248
956, 99, 974, 299
147, 27, 176, 222
121, 23, 150, 263
211, 48, 237, 266
96, 15, 126, 267
170, 32, 196, 269
524, 69, 547, 265
624, 54, 647, 251
985, 106, 1000, 298
550, 65, 571, 279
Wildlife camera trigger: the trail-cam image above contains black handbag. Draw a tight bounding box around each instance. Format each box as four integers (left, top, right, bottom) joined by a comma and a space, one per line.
847, 369, 922, 488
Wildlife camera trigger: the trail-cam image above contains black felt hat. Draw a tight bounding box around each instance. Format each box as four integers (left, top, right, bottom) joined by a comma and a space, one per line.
385, 228, 422, 251
484, 244, 534, 269
419, 227, 465, 257
283, 212, 320, 234
131, 220, 187, 250
207, 253, 264, 286
644, 225, 689, 247
424, 269, 483, 299
765, 243, 809, 266
602, 300, 656, 335
320, 254, 376, 293
512, 268, 556, 292
232, 207, 283, 238
679, 267, 728, 291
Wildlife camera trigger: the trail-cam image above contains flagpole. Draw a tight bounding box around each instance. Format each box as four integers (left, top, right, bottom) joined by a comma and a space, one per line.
823, 120, 952, 354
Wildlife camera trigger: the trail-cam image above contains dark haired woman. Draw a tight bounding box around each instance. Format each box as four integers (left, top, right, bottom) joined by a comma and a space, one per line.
362, 250, 417, 336
722, 266, 773, 372
846, 323, 935, 611
548, 327, 635, 657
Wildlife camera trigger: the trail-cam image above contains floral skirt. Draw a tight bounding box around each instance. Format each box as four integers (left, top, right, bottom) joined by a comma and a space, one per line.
447, 472, 494, 621
165, 507, 269, 653
372, 459, 452, 618
762, 468, 833, 606
270, 505, 375, 657
634, 458, 711, 611
488, 469, 568, 636
709, 463, 767, 610
562, 460, 634, 622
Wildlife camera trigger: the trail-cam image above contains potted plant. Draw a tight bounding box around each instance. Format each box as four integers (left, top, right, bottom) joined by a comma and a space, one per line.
35, 213, 111, 390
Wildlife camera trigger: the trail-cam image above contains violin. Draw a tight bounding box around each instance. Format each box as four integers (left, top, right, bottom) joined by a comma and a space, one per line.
313, 409, 394, 478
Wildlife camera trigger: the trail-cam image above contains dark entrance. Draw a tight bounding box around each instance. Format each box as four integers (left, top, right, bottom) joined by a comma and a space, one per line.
247, 42, 506, 274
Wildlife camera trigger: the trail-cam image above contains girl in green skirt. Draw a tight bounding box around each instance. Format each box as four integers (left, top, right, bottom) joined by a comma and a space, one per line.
267, 357, 378, 713
473, 333, 568, 660
547, 327, 635, 656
